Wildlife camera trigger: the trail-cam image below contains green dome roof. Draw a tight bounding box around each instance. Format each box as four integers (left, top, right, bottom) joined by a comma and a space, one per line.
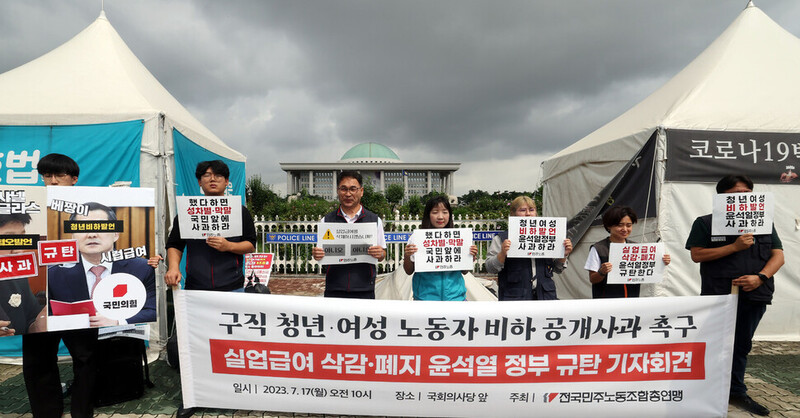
340, 142, 401, 162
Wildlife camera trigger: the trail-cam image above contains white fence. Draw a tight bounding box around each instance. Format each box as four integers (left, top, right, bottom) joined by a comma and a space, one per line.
254, 214, 504, 274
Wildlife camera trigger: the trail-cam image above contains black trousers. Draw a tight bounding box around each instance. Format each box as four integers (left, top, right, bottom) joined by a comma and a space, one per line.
730, 298, 767, 396
324, 289, 375, 299
22, 328, 99, 418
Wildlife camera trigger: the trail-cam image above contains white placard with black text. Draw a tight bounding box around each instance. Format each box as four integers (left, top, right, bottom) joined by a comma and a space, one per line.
317, 222, 378, 265
607, 242, 665, 284
507, 216, 566, 258
711, 192, 773, 235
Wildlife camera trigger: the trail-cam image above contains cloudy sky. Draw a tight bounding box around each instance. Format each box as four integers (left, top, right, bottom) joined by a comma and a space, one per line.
2, 0, 799, 196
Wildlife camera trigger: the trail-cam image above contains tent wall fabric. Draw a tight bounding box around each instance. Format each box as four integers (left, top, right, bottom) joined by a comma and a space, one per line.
0, 12, 247, 355
542, 3, 800, 340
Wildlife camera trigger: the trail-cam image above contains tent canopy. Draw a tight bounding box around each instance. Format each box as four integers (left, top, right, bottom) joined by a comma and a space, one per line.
0, 11, 243, 161
543, 2, 800, 185
541, 2, 800, 340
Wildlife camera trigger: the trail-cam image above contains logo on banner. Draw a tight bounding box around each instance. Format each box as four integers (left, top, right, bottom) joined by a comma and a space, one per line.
322, 230, 335, 240
92, 273, 146, 320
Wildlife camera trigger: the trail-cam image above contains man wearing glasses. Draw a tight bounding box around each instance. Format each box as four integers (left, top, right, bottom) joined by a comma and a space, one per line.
312, 170, 386, 299
165, 160, 256, 291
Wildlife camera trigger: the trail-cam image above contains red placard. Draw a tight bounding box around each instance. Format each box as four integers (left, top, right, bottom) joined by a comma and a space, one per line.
37, 239, 79, 265
0, 252, 38, 281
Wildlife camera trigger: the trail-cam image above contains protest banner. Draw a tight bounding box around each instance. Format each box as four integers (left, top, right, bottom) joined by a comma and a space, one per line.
245, 253, 274, 287
607, 243, 665, 285
174, 291, 735, 417
0, 185, 47, 336
411, 228, 473, 272
45, 186, 156, 332
507, 217, 566, 258
711, 192, 774, 235
317, 222, 378, 265
176, 195, 242, 239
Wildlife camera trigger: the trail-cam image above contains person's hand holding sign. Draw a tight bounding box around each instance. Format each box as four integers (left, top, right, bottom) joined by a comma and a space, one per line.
368, 245, 385, 261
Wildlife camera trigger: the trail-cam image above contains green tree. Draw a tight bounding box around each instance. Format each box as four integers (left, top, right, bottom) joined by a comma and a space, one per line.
406, 195, 423, 217
361, 183, 391, 218
246, 175, 281, 218
385, 183, 405, 209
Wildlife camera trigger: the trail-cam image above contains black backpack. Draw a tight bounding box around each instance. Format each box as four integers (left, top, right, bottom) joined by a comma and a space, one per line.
93, 336, 154, 406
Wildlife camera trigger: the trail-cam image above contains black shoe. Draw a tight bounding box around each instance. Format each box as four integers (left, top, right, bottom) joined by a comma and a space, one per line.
177, 406, 196, 418
730, 393, 769, 416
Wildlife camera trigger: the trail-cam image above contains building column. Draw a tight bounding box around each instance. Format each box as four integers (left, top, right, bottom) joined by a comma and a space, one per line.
427, 170, 432, 194
448, 173, 454, 195
308, 170, 314, 195
286, 172, 293, 194
403, 170, 409, 196
380, 171, 385, 193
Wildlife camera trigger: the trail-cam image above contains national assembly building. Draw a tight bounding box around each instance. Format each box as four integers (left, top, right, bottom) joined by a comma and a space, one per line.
280, 142, 460, 201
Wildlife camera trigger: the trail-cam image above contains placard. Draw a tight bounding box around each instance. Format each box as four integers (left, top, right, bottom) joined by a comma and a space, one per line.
176, 195, 243, 239
711, 192, 774, 235
317, 222, 378, 265
245, 253, 274, 287
411, 228, 473, 272
507, 217, 566, 258
46, 186, 156, 331
607, 243, 665, 284
0, 252, 38, 281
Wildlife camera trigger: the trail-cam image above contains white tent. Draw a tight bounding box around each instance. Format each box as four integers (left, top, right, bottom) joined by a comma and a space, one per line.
0, 11, 246, 345
541, 2, 800, 340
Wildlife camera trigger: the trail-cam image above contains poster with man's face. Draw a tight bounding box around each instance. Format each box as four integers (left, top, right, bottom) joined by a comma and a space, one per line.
0, 186, 47, 336
45, 186, 156, 332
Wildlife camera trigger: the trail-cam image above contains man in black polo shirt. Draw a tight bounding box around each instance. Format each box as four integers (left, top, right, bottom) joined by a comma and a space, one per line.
312, 171, 386, 299
165, 160, 256, 292
685, 175, 784, 417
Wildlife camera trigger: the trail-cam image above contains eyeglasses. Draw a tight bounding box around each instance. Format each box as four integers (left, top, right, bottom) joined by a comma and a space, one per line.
338, 186, 362, 194
201, 173, 225, 180
41, 173, 71, 180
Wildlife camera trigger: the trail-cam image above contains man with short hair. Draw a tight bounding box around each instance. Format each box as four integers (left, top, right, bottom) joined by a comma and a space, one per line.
47, 202, 156, 326
312, 170, 386, 299
24, 153, 97, 418
686, 175, 784, 417
165, 160, 257, 292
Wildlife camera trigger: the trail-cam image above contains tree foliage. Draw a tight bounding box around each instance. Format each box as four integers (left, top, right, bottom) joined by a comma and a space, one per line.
244, 175, 542, 221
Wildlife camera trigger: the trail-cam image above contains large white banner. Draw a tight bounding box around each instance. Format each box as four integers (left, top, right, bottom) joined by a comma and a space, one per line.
175, 291, 736, 417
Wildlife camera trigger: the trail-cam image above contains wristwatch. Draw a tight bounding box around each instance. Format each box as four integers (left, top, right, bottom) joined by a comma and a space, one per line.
757, 273, 769, 282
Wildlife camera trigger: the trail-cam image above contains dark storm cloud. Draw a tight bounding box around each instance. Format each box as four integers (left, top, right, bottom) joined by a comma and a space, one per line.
1, 0, 798, 193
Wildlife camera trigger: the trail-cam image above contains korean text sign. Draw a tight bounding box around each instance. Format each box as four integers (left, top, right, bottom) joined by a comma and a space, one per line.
316, 222, 378, 265
245, 253, 274, 284
176, 195, 242, 239
507, 217, 566, 258
174, 291, 736, 417
711, 192, 774, 235
411, 228, 473, 272
607, 243, 665, 285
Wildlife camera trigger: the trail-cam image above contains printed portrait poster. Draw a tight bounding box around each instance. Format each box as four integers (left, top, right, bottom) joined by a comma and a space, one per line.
0, 186, 48, 336
412, 228, 473, 272
607, 242, 666, 285
45, 186, 156, 332
176, 195, 242, 239
711, 192, 774, 236
317, 222, 378, 265
507, 216, 566, 258
244, 253, 274, 288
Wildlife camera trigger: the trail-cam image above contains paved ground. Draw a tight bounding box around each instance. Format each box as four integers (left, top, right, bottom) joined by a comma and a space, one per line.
0, 276, 797, 417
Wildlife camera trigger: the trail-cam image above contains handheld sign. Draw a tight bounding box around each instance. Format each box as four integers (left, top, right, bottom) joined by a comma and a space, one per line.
607, 242, 665, 284
176, 195, 242, 239
317, 222, 378, 265
712, 192, 774, 235
507, 216, 566, 258
412, 228, 473, 272
245, 253, 274, 285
